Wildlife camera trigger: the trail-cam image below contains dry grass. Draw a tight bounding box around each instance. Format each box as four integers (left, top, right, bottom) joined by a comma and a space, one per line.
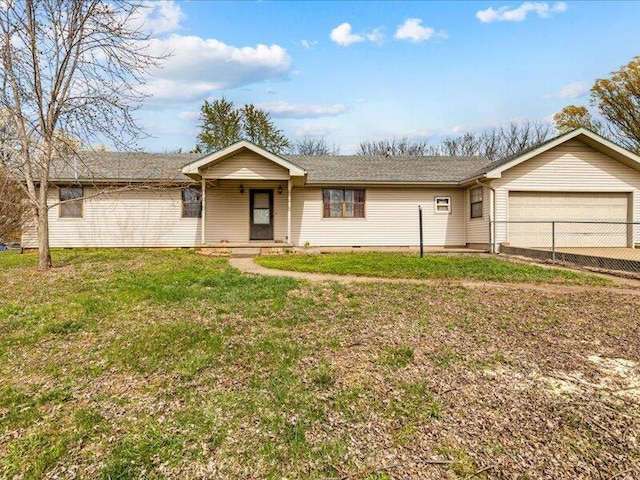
1, 249, 639, 479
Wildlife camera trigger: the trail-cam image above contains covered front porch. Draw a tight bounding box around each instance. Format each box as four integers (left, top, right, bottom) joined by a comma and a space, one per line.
201, 179, 294, 245
182, 140, 306, 246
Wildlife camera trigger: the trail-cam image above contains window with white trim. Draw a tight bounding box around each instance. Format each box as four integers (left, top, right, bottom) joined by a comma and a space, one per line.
434, 196, 451, 214
470, 187, 483, 219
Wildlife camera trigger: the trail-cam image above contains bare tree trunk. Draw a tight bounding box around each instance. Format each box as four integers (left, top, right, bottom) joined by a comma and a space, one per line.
0, 0, 163, 271
37, 184, 51, 270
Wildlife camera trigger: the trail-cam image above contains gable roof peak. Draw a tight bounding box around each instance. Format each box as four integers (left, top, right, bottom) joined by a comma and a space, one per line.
475, 126, 640, 180
181, 140, 306, 179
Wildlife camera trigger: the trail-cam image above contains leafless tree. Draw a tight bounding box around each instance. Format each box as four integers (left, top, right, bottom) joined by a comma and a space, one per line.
357, 122, 553, 160
291, 137, 340, 156
436, 121, 554, 160
439, 132, 482, 157
500, 121, 553, 157
0, 0, 164, 270
356, 137, 436, 156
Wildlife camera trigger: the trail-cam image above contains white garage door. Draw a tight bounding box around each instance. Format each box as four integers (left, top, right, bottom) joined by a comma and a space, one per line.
508, 192, 629, 247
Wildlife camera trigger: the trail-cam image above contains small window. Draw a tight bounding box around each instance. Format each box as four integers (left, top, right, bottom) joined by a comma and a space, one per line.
322, 189, 365, 218
434, 197, 451, 214
470, 187, 483, 219
182, 187, 202, 218
59, 186, 83, 218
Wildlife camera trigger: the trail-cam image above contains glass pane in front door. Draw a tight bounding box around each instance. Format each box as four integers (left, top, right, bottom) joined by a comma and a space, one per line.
254, 209, 270, 224
254, 192, 270, 208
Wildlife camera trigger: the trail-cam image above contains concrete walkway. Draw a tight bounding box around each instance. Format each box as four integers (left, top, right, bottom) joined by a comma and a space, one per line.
228, 257, 640, 296
229, 257, 430, 285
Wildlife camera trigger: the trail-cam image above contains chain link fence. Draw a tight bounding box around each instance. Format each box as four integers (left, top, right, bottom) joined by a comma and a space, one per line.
490, 220, 640, 274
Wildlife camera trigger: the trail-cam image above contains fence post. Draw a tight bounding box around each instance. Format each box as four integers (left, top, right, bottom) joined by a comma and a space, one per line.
418, 206, 424, 258
551, 221, 556, 263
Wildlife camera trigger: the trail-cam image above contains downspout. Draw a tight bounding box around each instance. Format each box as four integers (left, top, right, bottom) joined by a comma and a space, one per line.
477, 179, 497, 253
287, 179, 292, 244
201, 177, 206, 245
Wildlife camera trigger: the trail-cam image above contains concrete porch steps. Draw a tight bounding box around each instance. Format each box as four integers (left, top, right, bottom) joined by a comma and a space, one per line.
231, 247, 261, 257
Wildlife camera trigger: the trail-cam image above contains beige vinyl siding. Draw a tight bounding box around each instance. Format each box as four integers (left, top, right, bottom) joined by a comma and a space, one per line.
509, 192, 629, 221
204, 180, 288, 243
22, 187, 201, 248
202, 151, 290, 180
290, 187, 465, 247
508, 192, 629, 247
490, 139, 640, 246
464, 185, 490, 245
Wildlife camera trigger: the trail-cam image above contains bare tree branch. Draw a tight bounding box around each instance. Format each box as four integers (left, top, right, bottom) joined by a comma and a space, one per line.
290, 137, 340, 156
356, 121, 554, 161
0, 0, 166, 270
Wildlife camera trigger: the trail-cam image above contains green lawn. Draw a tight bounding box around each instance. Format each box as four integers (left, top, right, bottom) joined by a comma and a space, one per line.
1, 249, 638, 478
255, 252, 609, 285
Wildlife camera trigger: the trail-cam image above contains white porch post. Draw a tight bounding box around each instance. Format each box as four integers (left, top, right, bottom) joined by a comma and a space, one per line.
632, 190, 637, 249
201, 177, 206, 245
287, 179, 292, 244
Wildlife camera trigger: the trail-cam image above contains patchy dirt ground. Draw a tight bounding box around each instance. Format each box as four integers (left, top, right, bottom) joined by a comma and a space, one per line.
1, 250, 639, 479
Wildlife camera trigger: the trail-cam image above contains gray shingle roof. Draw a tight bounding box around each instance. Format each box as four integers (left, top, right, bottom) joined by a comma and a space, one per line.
283, 155, 490, 183
50, 152, 202, 183
50, 151, 493, 184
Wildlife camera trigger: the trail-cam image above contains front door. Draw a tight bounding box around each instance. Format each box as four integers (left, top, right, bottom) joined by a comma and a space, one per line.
250, 189, 274, 240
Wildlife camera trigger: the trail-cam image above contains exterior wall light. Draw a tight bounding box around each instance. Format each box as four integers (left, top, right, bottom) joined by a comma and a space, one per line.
278, 185, 283, 195
239, 184, 244, 194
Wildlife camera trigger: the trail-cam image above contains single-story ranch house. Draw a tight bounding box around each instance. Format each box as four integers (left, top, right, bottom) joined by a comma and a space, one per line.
21, 128, 640, 251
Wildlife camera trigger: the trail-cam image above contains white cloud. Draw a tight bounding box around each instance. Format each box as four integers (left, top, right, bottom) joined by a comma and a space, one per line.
544, 81, 589, 99
400, 128, 439, 140
256, 101, 349, 119
366, 27, 385, 43
476, 2, 568, 23
299, 39, 318, 49
133, 1, 186, 34
178, 111, 199, 120
394, 18, 447, 42
329, 23, 384, 46
330, 23, 364, 46
144, 35, 291, 103
295, 124, 337, 137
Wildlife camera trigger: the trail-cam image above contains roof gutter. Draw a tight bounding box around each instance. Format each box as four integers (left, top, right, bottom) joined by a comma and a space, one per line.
457, 173, 487, 187
45, 178, 196, 186
304, 180, 462, 187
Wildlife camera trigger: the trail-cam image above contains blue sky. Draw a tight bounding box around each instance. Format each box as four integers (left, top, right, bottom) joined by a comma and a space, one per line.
135, 1, 640, 153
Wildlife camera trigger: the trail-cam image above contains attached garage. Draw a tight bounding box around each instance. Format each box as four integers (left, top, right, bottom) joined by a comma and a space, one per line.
507, 191, 630, 247
476, 129, 640, 252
